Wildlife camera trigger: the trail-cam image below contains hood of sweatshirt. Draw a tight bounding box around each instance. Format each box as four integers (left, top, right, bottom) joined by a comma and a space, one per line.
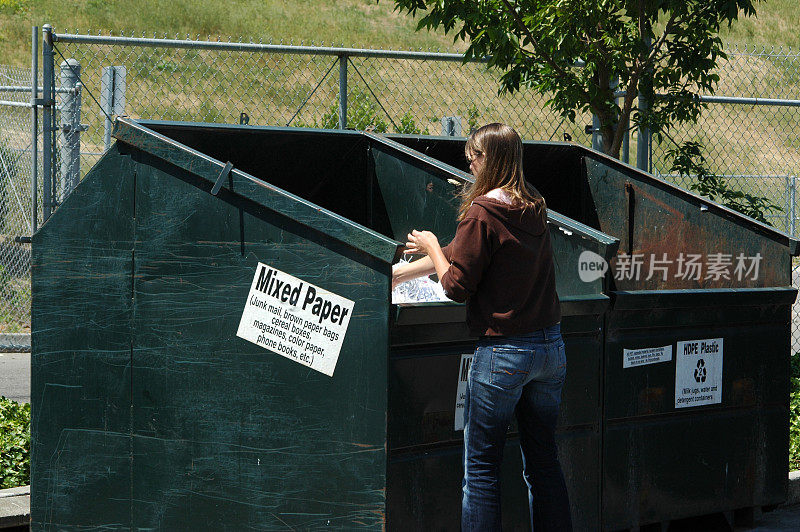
471, 196, 548, 236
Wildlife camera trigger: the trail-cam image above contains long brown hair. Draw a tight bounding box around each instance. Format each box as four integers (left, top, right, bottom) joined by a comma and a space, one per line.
458, 123, 545, 220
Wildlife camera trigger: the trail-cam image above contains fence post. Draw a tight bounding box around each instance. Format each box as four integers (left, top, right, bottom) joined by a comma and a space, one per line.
636, 108, 651, 172
41, 24, 54, 221
622, 129, 630, 165
791, 177, 797, 236
59, 59, 82, 198
591, 113, 602, 151
637, 35, 652, 172
31, 25, 38, 233
338, 55, 347, 129
441, 116, 462, 137
101, 66, 126, 151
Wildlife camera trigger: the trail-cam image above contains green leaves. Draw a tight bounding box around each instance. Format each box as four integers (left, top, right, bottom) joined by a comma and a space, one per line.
668, 140, 781, 224
790, 352, 800, 471
0, 396, 30, 489
392, 0, 760, 158
299, 90, 427, 134
393, 0, 774, 223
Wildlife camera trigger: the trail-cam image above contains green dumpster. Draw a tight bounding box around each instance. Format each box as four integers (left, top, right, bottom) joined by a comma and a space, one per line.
32, 119, 617, 530
390, 134, 800, 529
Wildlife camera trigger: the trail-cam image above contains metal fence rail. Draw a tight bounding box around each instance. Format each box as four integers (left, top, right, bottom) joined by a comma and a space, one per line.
2, 27, 800, 348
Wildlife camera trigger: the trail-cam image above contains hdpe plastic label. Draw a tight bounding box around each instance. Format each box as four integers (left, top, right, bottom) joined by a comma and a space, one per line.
454, 353, 473, 431
623, 345, 672, 368
237, 263, 355, 377
675, 338, 723, 408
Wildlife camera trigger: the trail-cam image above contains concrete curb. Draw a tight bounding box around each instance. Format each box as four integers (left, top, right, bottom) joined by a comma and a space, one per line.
0, 334, 30, 353
0, 486, 29, 529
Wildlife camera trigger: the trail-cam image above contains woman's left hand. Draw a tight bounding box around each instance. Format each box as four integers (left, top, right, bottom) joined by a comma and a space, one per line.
405, 229, 440, 256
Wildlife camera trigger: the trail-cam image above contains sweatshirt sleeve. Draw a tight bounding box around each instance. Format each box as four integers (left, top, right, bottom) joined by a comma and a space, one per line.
441, 242, 453, 261
440, 216, 494, 303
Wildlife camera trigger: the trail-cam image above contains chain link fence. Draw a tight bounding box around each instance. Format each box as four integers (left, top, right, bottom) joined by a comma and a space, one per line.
0, 64, 37, 336
43, 35, 595, 176
2, 29, 800, 349
651, 46, 800, 235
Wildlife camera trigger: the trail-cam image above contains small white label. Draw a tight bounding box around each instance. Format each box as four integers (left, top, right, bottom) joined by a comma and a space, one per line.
454, 353, 473, 431
675, 338, 723, 408
623, 345, 673, 368
236, 263, 355, 377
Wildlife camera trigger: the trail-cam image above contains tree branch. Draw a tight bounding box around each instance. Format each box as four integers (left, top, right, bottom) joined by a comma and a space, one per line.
643, 14, 678, 71
498, 0, 585, 94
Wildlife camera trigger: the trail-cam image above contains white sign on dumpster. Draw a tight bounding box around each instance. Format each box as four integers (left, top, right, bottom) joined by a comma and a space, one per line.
454, 353, 474, 431
623, 345, 672, 368
237, 263, 355, 377
675, 338, 723, 408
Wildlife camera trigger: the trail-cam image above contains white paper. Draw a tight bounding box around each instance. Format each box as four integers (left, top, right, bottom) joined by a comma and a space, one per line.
392, 257, 452, 304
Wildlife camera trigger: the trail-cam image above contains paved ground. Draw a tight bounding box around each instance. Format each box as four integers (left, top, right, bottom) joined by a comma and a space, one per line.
0, 352, 29, 403
666, 504, 800, 531
589, 505, 800, 530
745, 504, 800, 531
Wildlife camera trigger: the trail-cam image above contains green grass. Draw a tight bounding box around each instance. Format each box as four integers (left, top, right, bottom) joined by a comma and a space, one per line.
1, 1, 797, 67
0, 0, 466, 66
719, 0, 800, 50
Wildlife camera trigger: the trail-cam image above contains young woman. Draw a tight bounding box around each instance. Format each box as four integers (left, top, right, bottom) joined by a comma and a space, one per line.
392, 123, 572, 531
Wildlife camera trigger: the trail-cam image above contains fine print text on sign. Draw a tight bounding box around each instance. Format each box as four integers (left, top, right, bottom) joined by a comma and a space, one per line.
623, 345, 673, 369
237, 263, 355, 377
454, 353, 473, 431
675, 338, 723, 408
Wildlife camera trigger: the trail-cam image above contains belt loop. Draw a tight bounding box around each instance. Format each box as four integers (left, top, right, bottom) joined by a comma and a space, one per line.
543, 326, 549, 341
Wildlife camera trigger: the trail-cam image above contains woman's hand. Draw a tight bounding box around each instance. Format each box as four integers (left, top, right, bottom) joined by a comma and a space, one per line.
404, 230, 451, 288
405, 230, 440, 256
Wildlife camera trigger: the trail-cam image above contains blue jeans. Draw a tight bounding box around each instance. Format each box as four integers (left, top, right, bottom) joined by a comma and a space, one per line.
462, 323, 572, 532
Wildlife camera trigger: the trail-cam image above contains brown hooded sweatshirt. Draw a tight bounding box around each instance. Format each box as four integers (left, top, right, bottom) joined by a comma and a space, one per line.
440, 195, 561, 337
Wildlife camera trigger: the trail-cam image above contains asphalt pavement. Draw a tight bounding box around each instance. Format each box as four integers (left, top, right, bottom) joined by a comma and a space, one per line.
666, 504, 800, 531
0, 352, 29, 403
744, 504, 800, 531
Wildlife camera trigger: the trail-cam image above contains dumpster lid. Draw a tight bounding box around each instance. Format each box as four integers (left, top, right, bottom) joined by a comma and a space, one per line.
112, 117, 401, 264
366, 132, 620, 257
569, 142, 800, 256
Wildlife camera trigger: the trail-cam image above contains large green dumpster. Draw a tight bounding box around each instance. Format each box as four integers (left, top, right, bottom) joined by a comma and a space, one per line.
32, 119, 617, 530
391, 134, 800, 529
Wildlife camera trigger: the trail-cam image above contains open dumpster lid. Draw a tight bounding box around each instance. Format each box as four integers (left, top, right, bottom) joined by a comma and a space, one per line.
113, 118, 620, 292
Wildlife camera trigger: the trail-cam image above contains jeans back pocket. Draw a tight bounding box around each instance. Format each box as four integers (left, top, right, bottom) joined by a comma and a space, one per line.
490, 345, 534, 390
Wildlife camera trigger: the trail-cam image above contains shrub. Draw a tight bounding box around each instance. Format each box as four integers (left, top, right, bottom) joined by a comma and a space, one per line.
668, 141, 782, 225
790, 352, 800, 471
0, 396, 30, 489
298, 90, 428, 134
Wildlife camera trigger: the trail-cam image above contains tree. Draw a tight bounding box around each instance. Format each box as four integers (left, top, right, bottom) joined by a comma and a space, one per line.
392, 0, 758, 159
